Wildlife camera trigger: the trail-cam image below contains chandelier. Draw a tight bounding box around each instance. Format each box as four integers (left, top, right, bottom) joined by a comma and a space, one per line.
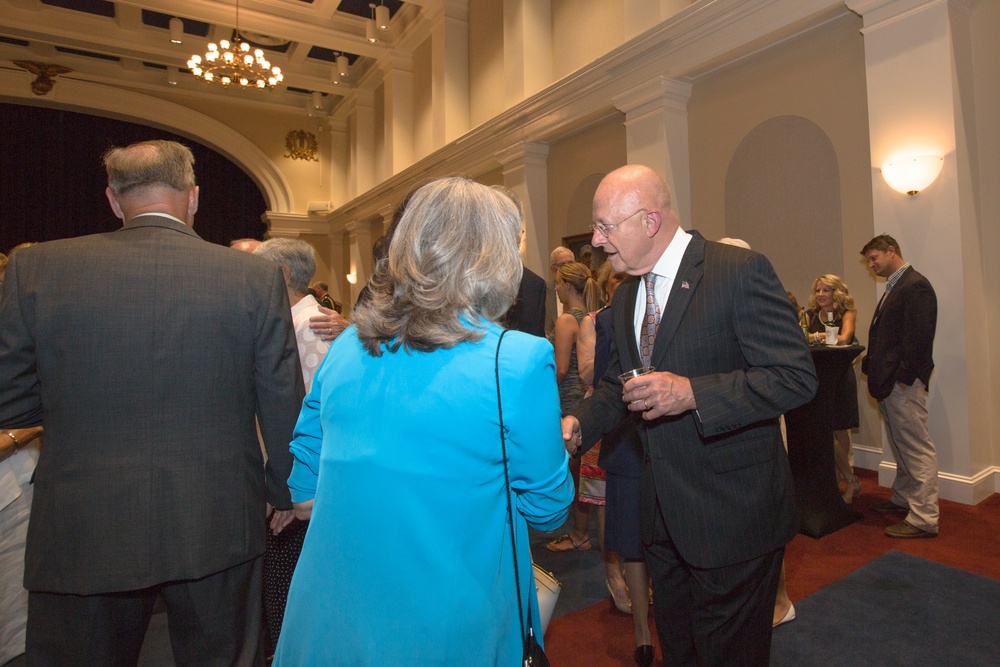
186, 0, 282, 88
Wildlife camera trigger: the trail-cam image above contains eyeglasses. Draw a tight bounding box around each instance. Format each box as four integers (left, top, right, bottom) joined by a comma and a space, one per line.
589, 208, 646, 237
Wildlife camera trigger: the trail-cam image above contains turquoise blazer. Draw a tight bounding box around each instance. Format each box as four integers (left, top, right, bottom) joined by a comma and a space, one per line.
275, 323, 573, 666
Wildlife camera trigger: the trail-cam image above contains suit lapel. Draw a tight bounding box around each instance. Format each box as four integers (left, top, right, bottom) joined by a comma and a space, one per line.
872, 265, 912, 327
617, 276, 643, 369
650, 233, 705, 365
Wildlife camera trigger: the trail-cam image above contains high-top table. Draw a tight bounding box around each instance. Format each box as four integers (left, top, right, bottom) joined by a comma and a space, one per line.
784, 344, 865, 538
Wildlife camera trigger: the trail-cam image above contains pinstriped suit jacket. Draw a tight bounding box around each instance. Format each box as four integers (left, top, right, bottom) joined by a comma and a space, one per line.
574, 231, 817, 569
0, 216, 304, 595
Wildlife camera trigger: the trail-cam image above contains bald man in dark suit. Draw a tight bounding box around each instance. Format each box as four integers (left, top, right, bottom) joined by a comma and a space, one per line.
562, 165, 816, 666
0, 140, 303, 666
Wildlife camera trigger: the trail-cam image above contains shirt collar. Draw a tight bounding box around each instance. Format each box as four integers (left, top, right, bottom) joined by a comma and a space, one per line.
885, 262, 910, 291
649, 226, 693, 281
129, 212, 186, 225
291, 293, 319, 317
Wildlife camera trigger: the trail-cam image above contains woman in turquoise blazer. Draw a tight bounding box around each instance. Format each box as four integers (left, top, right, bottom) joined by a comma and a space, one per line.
274, 177, 574, 666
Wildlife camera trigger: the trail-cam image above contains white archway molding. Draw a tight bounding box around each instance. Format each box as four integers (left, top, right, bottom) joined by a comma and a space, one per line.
0, 71, 293, 212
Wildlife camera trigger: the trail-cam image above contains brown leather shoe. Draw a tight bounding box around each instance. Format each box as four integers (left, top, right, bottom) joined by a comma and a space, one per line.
872, 499, 908, 513
885, 520, 937, 539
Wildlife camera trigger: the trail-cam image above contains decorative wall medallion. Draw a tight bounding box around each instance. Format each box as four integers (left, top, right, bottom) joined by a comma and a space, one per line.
284, 130, 319, 161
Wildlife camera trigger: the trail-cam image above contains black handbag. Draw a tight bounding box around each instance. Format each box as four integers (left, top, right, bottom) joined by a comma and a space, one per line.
495, 330, 551, 667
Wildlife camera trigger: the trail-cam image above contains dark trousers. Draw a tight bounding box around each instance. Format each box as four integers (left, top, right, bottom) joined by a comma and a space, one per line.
26, 556, 264, 667
645, 504, 783, 667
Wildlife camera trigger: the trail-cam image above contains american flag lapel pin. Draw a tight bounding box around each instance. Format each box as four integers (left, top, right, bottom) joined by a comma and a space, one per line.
681, 281, 690, 290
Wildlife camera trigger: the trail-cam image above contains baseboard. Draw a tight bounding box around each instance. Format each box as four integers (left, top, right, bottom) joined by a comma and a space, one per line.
851, 444, 999, 505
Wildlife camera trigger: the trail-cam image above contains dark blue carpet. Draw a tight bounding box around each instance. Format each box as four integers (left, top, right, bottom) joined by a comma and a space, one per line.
771, 550, 1000, 666
529, 517, 609, 620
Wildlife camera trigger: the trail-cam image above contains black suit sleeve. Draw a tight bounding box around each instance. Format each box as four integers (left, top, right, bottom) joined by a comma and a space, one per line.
896, 277, 937, 386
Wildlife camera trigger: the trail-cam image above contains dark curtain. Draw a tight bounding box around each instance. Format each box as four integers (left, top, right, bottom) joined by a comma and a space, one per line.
0, 103, 267, 253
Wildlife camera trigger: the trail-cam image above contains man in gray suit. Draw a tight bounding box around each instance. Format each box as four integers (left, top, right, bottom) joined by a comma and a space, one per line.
562, 165, 816, 666
0, 140, 304, 665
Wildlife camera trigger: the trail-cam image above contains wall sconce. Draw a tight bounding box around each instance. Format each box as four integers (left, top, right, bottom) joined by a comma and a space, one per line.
881, 155, 943, 196
346, 271, 358, 285
169, 17, 184, 44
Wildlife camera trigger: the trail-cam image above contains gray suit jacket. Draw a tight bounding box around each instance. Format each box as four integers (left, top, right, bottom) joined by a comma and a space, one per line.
574, 232, 816, 569
0, 215, 304, 595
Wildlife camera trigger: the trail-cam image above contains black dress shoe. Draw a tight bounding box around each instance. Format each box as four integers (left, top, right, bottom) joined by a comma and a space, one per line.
634, 645, 654, 666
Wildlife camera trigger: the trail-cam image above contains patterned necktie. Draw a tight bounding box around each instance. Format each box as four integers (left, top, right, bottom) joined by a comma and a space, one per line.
641, 273, 660, 367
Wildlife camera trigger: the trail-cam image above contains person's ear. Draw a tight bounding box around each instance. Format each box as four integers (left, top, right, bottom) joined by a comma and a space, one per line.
187, 186, 200, 221
644, 210, 662, 238
105, 188, 125, 221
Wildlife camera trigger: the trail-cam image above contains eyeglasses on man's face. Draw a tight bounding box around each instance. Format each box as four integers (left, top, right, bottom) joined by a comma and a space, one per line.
589, 208, 646, 237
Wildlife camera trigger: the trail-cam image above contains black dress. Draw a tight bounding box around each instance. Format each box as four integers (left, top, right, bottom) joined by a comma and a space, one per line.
806, 309, 860, 430
592, 307, 645, 560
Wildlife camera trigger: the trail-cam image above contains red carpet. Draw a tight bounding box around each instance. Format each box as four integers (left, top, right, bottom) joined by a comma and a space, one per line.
543, 470, 1000, 665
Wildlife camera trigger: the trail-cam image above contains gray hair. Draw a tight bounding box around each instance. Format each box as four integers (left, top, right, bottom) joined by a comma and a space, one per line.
253, 238, 317, 294
103, 140, 196, 197
353, 176, 523, 355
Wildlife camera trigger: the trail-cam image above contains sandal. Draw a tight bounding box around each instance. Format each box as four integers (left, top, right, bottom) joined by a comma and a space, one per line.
546, 533, 591, 552
606, 576, 632, 614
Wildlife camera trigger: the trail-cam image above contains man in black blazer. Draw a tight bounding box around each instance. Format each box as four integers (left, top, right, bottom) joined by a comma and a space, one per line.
860, 234, 939, 539
504, 266, 547, 337
562, 165, 816, 666
0, 140, 304, 665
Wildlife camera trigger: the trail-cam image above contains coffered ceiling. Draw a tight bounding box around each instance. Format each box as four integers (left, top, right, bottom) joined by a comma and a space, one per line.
0, 0, 417, 114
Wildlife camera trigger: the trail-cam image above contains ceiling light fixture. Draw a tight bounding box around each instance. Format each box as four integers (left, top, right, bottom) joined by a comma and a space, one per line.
186, 0, 282, 88
336, 53, 349, 78
167, 66, 178, 85
169, 17, 184, 44
375, 2, 390, 30
366, 4, 378, 43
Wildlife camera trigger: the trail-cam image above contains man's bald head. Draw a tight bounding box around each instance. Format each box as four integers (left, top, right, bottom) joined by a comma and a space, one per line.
230, 238, 262, 253
591, 165, 680, 276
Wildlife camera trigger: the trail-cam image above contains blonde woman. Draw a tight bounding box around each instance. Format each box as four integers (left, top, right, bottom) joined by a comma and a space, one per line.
806, 274, 861, 502
547, 261, 604, 553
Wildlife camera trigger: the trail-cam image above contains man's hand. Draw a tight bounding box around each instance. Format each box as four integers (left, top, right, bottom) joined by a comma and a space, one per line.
622, 371, 696, 420
266, 503, 296, 535
309, 306, 348, 342
561, 416, 582, 456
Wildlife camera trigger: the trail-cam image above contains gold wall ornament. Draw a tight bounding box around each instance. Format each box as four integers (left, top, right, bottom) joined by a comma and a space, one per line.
12, 61, 73, 96
284, 130, 319, 161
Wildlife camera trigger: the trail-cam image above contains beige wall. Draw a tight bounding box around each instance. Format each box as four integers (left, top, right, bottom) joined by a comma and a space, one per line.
688, 12, 879, 449
150, 90, 330, 212
546, 115, 627, 252
552, 0, 624, 81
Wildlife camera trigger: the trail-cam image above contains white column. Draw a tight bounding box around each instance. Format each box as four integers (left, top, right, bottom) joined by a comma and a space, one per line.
428, 0, 470, 146
503, 0, 551, 106
326, 117, 349, 207
495, 142, 550, 278
848, 0, 987, 503
345, 220, 376, 307
613, 76, 693, 223
348, 89, 376, 197
381, 52, 415, 176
